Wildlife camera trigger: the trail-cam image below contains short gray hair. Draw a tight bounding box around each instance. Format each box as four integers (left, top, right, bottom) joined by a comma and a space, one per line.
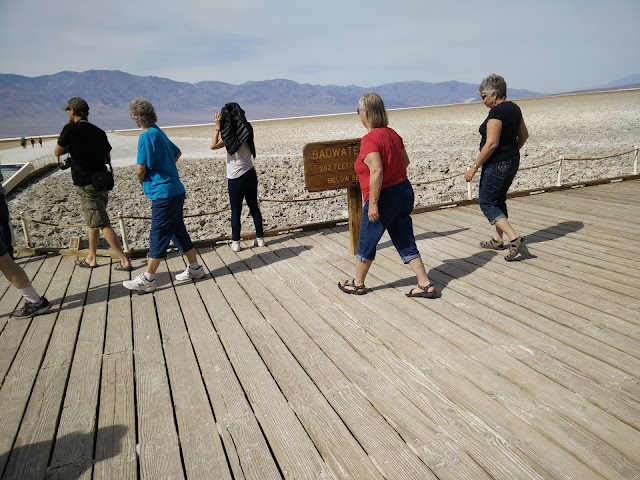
129, 98, 157, 128
479, 74, 507, 99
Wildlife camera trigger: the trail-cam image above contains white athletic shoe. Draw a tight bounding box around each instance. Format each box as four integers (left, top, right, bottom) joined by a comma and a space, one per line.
253, 237, 265, 247
123, 273, 156, 293
175, 265, 206, 281
230, 241, 241, 252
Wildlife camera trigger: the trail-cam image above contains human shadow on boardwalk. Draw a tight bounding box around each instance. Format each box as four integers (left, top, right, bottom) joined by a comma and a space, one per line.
374, 250, 498, 296
523, 220, 584, 245
0, 425, 128, 480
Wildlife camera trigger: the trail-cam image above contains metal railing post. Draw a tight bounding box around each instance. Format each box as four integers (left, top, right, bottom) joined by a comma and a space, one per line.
556, 156, 564, 187
117, 212, 130, 252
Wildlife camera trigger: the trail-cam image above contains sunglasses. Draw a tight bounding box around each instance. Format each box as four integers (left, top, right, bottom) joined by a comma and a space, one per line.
480, 92, 492, 100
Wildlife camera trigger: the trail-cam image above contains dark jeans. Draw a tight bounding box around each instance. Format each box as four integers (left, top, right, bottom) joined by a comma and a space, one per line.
228, 168, 264, 241
478, 158, 519, 225
149, 193, 194, 259
357, 180, 421, 263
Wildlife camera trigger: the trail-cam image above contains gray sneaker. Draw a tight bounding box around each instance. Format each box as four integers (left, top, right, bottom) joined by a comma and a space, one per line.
14, 296, 51, 318
175, 265, 206, 281
123, 273, 156, 293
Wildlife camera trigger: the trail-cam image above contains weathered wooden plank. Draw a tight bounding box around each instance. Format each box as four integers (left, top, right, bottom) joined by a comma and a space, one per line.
0, 256, 77, 480
240, 245, 484, 480
296, 231, 620, 476
197, 247, 335, 479
268, 235, 567, 479
165, 253, 281, 480
131, 265, 185, 480
47, 260, 111, 480
0, 254, 51, 378
222, 246, 408, 480
94, 263, 138, 480
316, 228, 640, 477
151, 258, 232, 480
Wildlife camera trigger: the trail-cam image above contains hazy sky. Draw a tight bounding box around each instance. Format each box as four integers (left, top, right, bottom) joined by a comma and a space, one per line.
1, 0, 638, 94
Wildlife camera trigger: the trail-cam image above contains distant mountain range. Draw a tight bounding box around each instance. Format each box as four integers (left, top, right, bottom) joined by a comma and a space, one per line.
0, 70, 636, 138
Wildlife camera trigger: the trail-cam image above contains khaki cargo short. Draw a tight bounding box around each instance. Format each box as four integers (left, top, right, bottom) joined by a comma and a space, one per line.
76, 185, 111, 229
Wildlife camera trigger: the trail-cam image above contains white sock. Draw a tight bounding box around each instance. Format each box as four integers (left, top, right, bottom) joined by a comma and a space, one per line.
189, 263, 201, 270
144, 272, 156, 281
20, 285, 41, 304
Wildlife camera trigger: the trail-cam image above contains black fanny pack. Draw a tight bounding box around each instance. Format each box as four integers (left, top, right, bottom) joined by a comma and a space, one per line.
91, 163, 114, 191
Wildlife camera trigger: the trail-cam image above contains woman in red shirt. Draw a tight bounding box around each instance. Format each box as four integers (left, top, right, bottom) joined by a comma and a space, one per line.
338, 93, 436, 298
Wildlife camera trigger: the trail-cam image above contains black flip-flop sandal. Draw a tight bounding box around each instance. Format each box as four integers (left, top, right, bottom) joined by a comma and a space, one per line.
338, 279, 368, 295
405, 283, 437, 299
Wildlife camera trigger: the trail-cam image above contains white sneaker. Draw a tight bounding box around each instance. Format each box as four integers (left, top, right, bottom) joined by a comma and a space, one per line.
230, 240, 241, 252
175, 265, 206, 281
123, 273, 156, 293
253, 237, 265, 247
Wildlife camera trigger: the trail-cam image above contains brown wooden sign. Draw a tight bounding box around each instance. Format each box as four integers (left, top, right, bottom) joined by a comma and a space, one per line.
303, 138, 360, 192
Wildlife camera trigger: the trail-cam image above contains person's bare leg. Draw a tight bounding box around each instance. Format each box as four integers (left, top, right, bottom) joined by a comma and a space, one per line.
494, 218, 517, 241
0, 253, 31, 289
339, 258, 372, 291
493, 224, 506, 242
146, 258, 161, 276
85, 227, 100, 266
102, 226, 131, 267
406, 257, 436, 295
184, 248, 198, 265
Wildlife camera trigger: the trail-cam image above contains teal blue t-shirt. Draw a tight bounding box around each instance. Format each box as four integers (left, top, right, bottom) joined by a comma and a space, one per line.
137, 125, 185, 200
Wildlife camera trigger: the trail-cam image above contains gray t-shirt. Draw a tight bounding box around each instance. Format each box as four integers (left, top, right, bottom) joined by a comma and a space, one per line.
225, 141, 254, 179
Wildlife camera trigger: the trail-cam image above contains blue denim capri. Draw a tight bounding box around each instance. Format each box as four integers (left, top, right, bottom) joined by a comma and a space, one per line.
356, 180, 421, 264
478, 157, 520, 225
149, 192, 194, 259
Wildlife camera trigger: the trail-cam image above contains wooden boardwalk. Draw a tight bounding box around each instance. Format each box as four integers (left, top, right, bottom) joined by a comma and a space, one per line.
1, 179, 639, 480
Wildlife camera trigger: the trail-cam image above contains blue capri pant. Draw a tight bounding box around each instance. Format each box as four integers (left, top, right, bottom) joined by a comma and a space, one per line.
478, 157, 520, 225
357, 180, 421, 264
149, 192, 194, 259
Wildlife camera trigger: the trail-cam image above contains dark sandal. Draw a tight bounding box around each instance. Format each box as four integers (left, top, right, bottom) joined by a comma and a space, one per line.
114, 263, 134, 271
75, 259, 97, 268
338, 279, 368, 295
480, 238, 505, 250
405, 283, 437, 299
505, 236, 526, 262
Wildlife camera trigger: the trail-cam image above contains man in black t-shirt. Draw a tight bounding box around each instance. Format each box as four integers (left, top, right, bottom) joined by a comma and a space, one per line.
54, 98, 132, 271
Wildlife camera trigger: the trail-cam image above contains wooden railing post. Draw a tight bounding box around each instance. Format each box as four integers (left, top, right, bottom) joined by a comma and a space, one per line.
117, 211, 130, 253
18, 212, 33, 247
347, 186, 362, 256
634, 146, 638, 175
556, 156, 564, 187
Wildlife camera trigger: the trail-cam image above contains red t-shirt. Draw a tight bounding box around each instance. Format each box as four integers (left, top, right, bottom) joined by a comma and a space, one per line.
354, 127, 408, 202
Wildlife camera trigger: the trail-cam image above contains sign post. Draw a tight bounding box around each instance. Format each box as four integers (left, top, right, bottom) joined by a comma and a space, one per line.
303, 139, 361, 255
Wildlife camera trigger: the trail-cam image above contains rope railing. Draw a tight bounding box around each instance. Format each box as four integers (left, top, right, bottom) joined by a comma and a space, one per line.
13, 146, 639, 251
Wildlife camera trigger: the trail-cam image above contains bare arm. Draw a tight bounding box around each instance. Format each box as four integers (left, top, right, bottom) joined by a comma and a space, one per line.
210, 111, 225, 150
401, 148, 410, 168
517, 118, 529, 150
105, 152, 111, 164
363, 152, 383, 222
464, 118, 502, 182
53, 144, 68, 157
135, 164, 146, 183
